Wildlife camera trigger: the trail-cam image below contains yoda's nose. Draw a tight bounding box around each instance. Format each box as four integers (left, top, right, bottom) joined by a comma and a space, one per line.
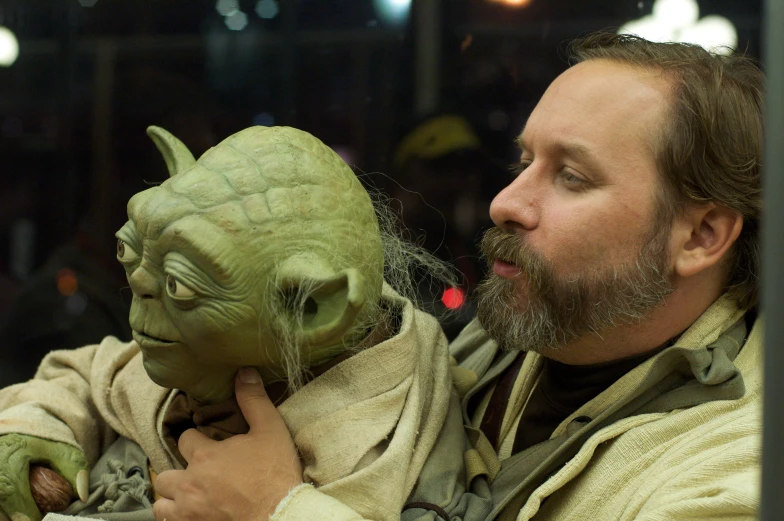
128, 265, 162, 299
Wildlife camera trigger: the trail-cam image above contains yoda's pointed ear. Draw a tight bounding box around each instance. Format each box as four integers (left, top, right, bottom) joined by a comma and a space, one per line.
146, 125, 197, 177
278, 267, 367, 353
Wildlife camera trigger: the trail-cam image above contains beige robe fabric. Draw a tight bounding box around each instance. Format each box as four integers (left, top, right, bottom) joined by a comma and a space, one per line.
271, 294, 762, 521
0, 287, 452, 521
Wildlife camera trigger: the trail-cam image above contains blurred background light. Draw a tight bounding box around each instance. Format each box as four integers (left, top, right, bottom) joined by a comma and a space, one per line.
252, 112, 275, 126
619, 15, 677, 42
65, 293, 88, 316
652, 0, 698, 29
372, 0, 411, 25
225, 10, 249, 31
255, 0, 279, 20
331, 146, 356, 166
0, 26, 19, 67
486, 0, 532, 6
216, 0, 240, 16
619, 0, 737, 55
441, 287, 466, 310
77, 0, 99, 7
56, 268, 78, 297
488, 110, 510, 131
679, 15, 738, 52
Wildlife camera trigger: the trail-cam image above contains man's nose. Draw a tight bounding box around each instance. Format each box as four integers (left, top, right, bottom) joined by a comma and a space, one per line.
489, 169, 541, 232
128, 264, 162, 299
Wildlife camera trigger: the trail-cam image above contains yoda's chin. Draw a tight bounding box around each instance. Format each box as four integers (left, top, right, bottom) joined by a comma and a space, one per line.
143, 359, 235, 404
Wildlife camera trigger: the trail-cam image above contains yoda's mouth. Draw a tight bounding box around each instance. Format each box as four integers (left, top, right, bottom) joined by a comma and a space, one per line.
132, 330, 177, 347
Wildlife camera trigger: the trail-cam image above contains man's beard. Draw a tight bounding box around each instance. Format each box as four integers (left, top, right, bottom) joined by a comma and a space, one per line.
475, 223, 674, 353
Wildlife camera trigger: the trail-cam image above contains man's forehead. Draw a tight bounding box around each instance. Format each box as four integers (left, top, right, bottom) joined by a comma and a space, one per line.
521, 60, 670, 156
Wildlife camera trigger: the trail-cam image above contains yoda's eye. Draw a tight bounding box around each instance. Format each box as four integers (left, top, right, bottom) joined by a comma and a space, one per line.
117, 240, 139, 263
166, 274, 196, 299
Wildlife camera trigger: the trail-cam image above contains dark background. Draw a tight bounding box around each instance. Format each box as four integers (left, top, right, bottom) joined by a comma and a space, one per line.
0, 0, 763, 384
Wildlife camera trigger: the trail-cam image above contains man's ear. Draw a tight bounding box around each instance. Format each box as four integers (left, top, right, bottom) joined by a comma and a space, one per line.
671, 203, 743, 278
277, 267, 367, 349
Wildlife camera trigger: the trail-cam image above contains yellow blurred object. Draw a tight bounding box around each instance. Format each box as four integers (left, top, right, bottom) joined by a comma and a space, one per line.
394, 115, 481, 167
487, 0, 531, 6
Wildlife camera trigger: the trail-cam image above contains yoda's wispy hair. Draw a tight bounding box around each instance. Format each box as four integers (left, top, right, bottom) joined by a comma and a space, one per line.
260, 188, 458, 392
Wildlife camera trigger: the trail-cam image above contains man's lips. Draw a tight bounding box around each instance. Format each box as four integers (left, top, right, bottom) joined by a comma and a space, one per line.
492, 259, 522, 278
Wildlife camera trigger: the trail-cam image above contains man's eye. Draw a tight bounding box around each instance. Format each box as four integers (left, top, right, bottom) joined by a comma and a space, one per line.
117, 240, 140, 263
166, 274, 196, 299
557, 170, 587, 188
509, 160, 532, 176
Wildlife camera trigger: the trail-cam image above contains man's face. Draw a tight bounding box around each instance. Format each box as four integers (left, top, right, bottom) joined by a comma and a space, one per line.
476, 59, 676, 353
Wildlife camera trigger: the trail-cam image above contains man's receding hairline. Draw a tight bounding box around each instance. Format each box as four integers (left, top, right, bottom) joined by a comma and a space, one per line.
516, 59, 676, 173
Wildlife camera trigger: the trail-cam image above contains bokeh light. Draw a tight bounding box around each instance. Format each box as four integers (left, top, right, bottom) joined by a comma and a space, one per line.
487, 0, 532, 6
252, 112, 275, 126
372, 0, 411, 25
56, 268, 79, 297
679, 15, 738, 52
619, 0, 737, 55
0, 26, 19, 67
652, 0, 699, 29
441, 287, 466, 310
215, 0, 239, 16
255, 0, 279, 20
225, 10, 249, 31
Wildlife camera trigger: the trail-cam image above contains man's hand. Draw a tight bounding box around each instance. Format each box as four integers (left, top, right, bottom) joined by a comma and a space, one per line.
153, 368, 304, 521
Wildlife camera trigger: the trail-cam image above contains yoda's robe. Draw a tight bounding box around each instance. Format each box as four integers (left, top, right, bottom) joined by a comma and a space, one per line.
0, 286, 454, 521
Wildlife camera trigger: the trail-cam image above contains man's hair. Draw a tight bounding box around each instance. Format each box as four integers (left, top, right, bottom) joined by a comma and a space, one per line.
568, 32, 764, 309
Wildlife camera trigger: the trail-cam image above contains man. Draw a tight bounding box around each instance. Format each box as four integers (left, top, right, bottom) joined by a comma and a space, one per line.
152, 32, 763, 521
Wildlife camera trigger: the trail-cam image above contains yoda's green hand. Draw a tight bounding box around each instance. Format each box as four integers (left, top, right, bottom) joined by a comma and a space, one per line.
0, 434, 88, 521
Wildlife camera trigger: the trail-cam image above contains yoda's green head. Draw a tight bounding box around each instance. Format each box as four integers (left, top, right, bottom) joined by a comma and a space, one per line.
116, 125, 384, 403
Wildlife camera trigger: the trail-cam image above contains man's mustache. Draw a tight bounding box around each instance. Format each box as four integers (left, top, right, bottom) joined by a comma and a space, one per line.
480, 227, 534, 269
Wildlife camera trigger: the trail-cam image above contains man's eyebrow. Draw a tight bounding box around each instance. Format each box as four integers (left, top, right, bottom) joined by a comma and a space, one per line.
555, 142, 599, 166
514, 130, 526, 150
516, 131, 600, 169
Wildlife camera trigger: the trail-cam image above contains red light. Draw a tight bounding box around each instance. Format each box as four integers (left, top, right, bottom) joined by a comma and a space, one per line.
56, 268, 78, 297
441, 287, 466, 309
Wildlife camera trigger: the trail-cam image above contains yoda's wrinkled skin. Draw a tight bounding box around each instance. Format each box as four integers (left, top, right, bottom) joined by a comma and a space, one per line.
0, 125, 386, 521
118, 125, 384, 402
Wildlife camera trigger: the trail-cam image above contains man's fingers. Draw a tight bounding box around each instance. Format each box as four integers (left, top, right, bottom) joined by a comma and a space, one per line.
152, 469, 183, 501
235, 367, 279, 430
152, 497, 175, 521
176, 429, 213, 466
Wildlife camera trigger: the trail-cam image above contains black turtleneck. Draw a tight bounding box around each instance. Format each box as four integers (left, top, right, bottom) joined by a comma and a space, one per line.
480, 346, 668, 456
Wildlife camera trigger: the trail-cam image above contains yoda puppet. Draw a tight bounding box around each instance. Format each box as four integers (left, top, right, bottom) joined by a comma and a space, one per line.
0, 126, 470, 521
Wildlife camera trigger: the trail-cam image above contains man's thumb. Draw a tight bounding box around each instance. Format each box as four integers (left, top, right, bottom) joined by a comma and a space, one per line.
235, 367, 277, 429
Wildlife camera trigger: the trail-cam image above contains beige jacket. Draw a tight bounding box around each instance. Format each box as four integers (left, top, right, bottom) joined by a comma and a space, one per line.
272, 294, 762, 521
0, 288, 452, 521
